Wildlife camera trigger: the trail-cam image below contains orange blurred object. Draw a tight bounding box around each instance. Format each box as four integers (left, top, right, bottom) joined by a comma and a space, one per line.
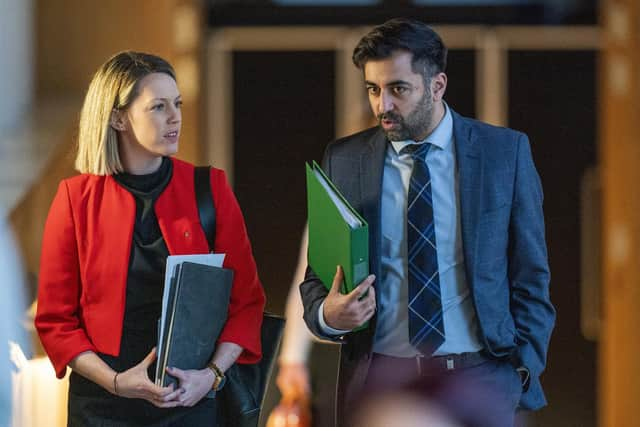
266, 395, 312, 427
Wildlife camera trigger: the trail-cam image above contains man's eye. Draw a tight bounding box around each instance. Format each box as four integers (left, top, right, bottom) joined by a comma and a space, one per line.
367, 87, 379, 95
393, 87, 407, 95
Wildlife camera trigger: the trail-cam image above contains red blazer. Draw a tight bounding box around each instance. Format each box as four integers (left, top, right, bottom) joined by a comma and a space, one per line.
36, 158, 265, 378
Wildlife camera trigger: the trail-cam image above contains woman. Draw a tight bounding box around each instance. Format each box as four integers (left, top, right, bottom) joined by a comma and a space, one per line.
35, 51, 265, 426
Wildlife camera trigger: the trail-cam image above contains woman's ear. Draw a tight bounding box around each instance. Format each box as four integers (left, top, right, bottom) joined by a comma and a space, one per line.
110, 109, 127, 131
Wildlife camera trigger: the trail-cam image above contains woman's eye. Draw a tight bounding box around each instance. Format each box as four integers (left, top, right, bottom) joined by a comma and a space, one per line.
175, 100, 183, 108
152, 103, 164, 111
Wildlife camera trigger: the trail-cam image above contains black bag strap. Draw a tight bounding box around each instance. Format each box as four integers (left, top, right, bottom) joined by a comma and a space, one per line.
194, 166, 216, 252
194, 165, 285, 427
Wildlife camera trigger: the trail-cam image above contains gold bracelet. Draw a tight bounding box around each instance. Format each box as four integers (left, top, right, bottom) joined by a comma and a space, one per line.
208, 362, 224, 378
207, 362, 225, 390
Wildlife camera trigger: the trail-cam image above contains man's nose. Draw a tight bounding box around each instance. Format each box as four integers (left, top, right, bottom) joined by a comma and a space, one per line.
378, 91, 394, 115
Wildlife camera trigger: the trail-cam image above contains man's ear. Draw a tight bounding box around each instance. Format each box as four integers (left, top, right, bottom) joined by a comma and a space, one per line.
110, 109, 127, 131
431, 72, 448, 102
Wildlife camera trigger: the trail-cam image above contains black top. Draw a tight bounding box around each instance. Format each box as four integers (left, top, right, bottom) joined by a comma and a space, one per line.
68, 157, 216, 426
114, 156, 172, 346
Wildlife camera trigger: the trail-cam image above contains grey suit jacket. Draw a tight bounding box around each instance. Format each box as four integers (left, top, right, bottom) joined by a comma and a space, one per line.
300, 110, 555, 423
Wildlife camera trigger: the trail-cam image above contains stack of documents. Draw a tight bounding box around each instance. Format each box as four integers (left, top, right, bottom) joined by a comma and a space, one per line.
155, 254, 233, 389
305, 161, 369, 296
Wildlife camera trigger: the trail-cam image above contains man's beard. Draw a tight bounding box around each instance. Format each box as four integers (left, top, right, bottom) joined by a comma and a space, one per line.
377, 90, 434, 142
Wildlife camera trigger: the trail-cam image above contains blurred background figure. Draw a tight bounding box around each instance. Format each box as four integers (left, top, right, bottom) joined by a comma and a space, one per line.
352, 395, 464, 427
349, 369, 505, 427
0, 211, 29, 427
276, 228, 313, 407
348, 362, 510, 427
270, 226, 332, 427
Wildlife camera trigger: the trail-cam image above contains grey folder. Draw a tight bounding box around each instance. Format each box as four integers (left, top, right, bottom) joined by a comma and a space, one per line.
155, 261, 233, 389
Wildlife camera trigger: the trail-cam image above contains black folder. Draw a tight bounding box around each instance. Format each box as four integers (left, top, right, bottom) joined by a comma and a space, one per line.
155, 261, 233, 390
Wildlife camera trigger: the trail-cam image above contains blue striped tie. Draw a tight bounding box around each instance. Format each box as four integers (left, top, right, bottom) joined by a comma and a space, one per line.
403, 142, 444, 355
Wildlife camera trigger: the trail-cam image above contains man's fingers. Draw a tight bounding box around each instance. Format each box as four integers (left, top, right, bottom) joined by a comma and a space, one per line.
364, 284, 376, 301
348, 275, 376, 301
363, 306, 376, 322
329, 266, 344, 295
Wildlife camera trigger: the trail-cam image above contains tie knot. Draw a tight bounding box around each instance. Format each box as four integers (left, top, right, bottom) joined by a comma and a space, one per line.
401, 143, 431, 161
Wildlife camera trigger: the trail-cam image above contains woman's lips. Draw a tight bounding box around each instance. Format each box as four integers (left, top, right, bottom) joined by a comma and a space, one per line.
164, 130, 179, 143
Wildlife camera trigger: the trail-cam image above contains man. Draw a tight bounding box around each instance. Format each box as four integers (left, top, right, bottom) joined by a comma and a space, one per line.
300, 18, 555, 426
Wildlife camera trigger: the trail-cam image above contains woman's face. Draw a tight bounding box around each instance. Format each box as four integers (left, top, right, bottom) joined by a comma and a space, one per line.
114, 72, 182, 174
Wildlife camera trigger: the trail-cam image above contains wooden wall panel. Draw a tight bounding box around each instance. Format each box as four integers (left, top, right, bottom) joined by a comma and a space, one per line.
600, 1, 640, 426
35, 0, 203, 162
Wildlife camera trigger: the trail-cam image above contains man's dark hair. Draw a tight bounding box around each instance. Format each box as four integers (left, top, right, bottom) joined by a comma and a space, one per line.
352, 18, 448, 79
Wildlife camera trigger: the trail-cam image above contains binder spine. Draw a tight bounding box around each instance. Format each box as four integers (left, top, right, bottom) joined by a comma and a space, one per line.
349, 225, 369, 292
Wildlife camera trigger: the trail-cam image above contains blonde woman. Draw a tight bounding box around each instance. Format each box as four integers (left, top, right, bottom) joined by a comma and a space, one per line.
35, 51, 265, 426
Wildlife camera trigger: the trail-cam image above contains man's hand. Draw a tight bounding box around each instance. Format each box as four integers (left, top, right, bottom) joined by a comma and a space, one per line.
323, 266, 376, 330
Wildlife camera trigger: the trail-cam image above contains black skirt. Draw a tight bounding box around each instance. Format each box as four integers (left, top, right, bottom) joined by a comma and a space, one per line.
67, 326, 217, 427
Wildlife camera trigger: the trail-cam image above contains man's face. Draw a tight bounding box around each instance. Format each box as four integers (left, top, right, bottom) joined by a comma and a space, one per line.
364, 51, 434, 142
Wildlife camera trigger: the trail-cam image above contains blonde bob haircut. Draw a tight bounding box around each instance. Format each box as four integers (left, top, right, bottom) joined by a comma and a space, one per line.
75, 51, 176, 175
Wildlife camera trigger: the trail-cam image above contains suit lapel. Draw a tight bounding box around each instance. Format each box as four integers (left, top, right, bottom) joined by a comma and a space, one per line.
452, 111, 482, 286
359, 129, 387, 283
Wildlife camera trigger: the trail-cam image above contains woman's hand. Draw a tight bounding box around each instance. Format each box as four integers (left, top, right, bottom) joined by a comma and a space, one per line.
166, 366, 215, 407
115, 348, 183, 408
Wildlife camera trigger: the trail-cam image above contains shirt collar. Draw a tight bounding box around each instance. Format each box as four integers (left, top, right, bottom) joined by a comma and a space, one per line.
390, 102, 453, 155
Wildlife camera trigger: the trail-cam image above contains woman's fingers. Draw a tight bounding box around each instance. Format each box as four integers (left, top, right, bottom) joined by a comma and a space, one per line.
158, 385, 184, 402
140, 348, 157, 368
149, 397, 182, 408
166, 366, 187, 381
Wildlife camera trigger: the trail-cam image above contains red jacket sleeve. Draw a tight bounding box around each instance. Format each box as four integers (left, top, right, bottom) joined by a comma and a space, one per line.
35, 181, 97, 378
211, 170, 266, 363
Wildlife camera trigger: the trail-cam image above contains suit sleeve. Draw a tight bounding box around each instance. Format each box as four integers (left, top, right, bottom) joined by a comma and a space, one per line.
299, 144, 346, 343
35, 181, 97, 378
508, 133, 556, 385
211, 170, 266, 363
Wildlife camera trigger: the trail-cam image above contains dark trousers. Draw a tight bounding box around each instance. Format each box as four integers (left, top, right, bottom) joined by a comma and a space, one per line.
363, 354, 522, 427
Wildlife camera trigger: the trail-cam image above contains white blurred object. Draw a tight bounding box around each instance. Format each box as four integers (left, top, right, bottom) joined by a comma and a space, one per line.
0, 210, 29, 427
10, 344, 68, 427
1, 210, 68, 426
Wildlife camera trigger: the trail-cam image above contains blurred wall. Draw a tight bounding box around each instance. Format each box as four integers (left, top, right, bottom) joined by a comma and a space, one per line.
36, 0, 203, 163
0, 0, 33, 133
600, 1, 640, 426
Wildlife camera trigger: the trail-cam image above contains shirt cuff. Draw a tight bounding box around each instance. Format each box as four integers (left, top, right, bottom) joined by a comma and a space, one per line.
318, 301, 351, 337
